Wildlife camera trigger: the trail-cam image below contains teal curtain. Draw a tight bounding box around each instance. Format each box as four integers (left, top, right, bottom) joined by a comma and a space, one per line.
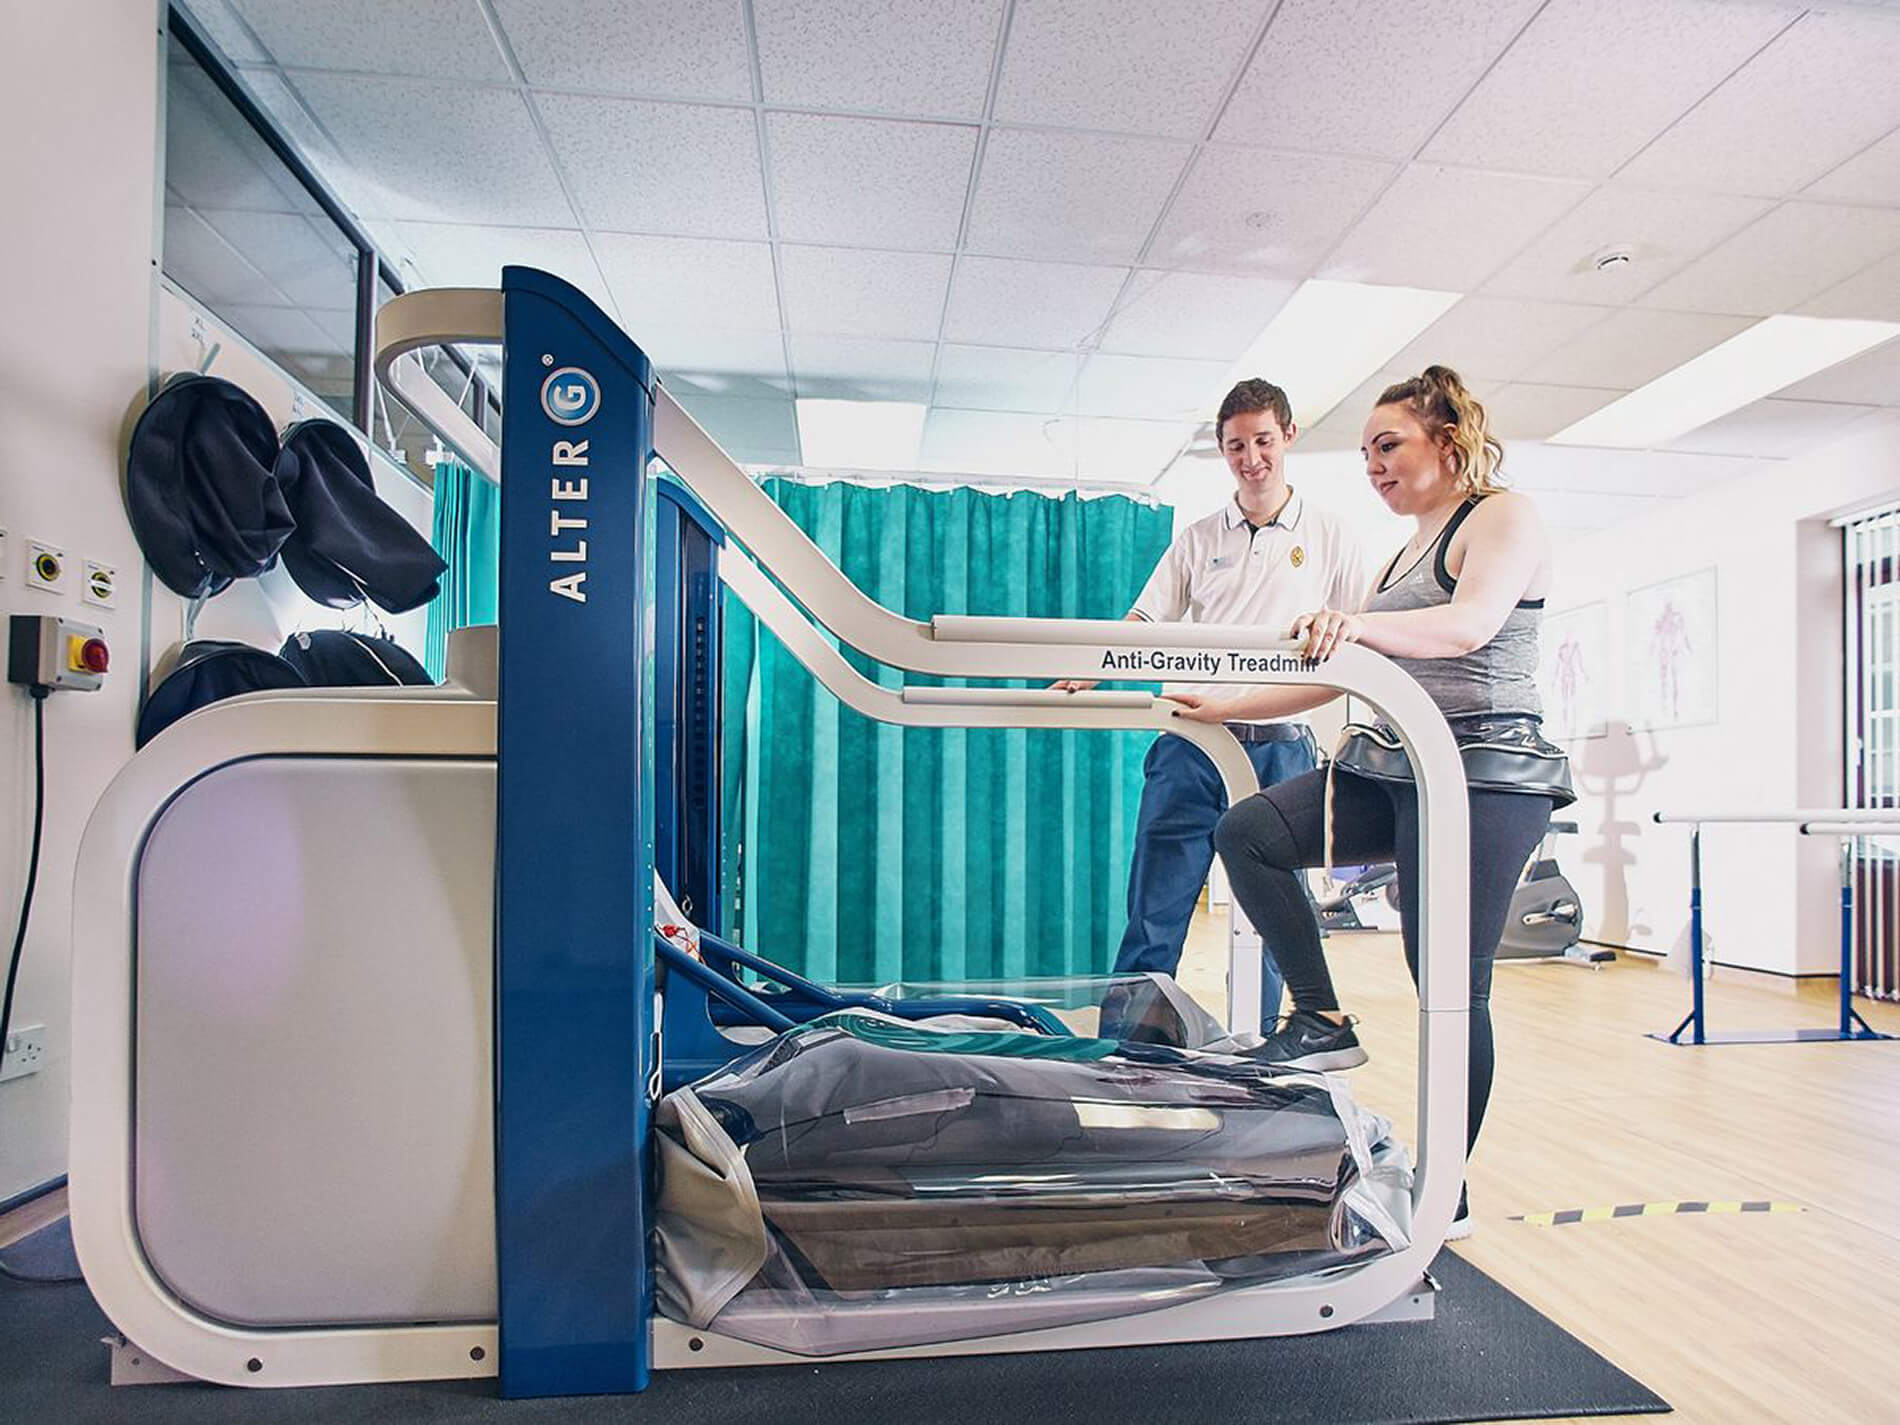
721, 480, 1173, 986
423, 459, 500, 681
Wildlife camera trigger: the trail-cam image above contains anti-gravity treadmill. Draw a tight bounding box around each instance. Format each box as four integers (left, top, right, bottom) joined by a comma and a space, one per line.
67, 269, 1473, 1398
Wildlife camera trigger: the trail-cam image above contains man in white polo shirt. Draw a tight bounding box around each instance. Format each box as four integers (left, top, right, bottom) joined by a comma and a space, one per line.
1060, 378, 1367, 1024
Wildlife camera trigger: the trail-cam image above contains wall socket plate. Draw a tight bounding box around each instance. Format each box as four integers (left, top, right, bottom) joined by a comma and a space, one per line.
82, 559, 117, 608
25, 540, 65, 594
0, 1024, 46, 1083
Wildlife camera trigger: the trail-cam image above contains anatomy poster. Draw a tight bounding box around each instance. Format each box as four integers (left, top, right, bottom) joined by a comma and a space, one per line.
1627, 568, 1717, 731
1538, 602, 1610, 740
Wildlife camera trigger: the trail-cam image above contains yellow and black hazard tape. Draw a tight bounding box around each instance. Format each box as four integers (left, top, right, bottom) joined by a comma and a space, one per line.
1513, 1201, 1803, 1226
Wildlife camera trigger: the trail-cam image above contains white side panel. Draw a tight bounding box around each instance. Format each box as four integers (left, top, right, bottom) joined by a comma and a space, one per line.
135, 757, 496, 1326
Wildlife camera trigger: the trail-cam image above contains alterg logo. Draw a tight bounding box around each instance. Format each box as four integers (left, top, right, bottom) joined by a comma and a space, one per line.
540, 366, 601, 426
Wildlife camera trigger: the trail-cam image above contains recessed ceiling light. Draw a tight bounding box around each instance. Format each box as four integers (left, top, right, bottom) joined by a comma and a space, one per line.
1220, 279, 1461, 430
1548, 315, 1900, 449
794, 398, 927, 471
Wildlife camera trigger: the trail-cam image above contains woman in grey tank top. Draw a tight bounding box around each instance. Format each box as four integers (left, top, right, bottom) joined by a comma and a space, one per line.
1165, 367, 1570, 1236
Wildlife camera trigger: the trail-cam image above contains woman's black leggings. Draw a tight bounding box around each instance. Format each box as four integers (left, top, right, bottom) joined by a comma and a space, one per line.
1214, 768, 1552, 1154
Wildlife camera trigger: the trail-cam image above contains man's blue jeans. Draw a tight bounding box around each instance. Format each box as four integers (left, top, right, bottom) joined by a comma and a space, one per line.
1112, 731, 1317, 1026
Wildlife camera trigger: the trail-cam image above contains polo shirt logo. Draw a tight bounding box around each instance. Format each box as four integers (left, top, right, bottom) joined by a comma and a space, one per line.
1290, 546, 1306, 568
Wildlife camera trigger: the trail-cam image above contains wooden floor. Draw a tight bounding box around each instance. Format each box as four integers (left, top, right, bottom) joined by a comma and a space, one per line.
1177, 907, 1900, 1425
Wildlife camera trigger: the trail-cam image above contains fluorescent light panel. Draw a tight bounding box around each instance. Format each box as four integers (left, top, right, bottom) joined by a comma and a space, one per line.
1223, 279, 1461, 431
1550, 316, 1900, 450
794, 398, 927, 471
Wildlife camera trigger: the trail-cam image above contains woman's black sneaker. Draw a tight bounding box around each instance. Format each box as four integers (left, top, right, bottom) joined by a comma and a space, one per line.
1241, 1010, 1368, 1071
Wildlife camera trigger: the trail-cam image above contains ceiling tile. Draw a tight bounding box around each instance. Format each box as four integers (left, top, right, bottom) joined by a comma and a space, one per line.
290, 74, 575, 225
1481, 186, 1771, 305
1805, 129, 1900, 205
1320, 165, 1590, 290
647, 328, 788, 396
200, 209, 359, 308
180, 0, 272, 63
1524, 307, 1753, 388
1070, 416, 1197, 481
1423, 0, 1798, 179
164, 204, 284, 308
777, 246, 953, 341
218, 302, 343, 354
492, 0, 751, 99
671, 392, 800, 465
591, 233, 780, 334
1096, 270, 1296, 360
919, 408, 1187, 481
965, 129, 1190, 265
1801, 251, 1900, 323
767, 114, 975, 250
167, 64, 314, 214
1385, 297, 1614, 383
1484, 383, 1623, 441
1663, 396, 1880, 457
754, 0, 1002, 119
1075, 354, 1230, 422
943, 255, 1128, 349
229, 0, 510, 80
536, 95, 766, 238
1620, 10, 1900, 196
1216, 0, 1543, 158
387, 221, 614, 314
1638, 202, 1900, 316
1814, 256, 1900, 332
1774, 335, 1900, 405
994, 0, 1263, 138
920, 408, 1076, 477
790, 335, 937, 402
1148, 147, 1396, 279
235, 70, 356, 204
932, 345, 1083, 413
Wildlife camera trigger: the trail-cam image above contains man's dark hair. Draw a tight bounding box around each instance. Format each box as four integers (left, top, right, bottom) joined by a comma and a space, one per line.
1216, 378, 1293, 443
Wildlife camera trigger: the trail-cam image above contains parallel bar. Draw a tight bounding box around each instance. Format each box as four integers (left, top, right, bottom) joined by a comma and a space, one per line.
1654, 809, 1900, 824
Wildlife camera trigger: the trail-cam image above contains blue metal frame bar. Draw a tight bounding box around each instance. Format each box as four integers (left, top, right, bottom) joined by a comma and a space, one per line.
494, 267, 656, 1396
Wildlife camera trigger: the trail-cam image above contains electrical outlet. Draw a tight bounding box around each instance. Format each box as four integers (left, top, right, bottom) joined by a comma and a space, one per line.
0, 1024, 46, 1083
25, 540, 66, 594
82, 559, 116, 608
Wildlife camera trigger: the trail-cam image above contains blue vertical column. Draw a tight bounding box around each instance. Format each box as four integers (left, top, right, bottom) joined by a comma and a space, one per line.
495, 266, 655, 1397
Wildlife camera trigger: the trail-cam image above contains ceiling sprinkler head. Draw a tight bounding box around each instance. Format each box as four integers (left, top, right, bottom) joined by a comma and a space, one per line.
1593, 245, 1634, 272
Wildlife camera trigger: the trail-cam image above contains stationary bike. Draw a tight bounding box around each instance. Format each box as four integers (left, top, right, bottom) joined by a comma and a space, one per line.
1495, 820, 1613, 966
1312, 822, 1612, 967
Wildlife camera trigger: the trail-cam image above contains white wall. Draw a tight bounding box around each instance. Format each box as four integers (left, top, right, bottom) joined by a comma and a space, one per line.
0, 11, 436, 1203
0, 0, 160, 1202
1547, 410, 1900, 976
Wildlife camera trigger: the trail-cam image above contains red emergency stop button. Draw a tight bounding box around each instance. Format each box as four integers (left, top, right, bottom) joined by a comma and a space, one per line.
79, 638, 110, 674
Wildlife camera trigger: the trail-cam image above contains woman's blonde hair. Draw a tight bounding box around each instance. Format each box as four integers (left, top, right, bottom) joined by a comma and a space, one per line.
1376, 365, 1506, 495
